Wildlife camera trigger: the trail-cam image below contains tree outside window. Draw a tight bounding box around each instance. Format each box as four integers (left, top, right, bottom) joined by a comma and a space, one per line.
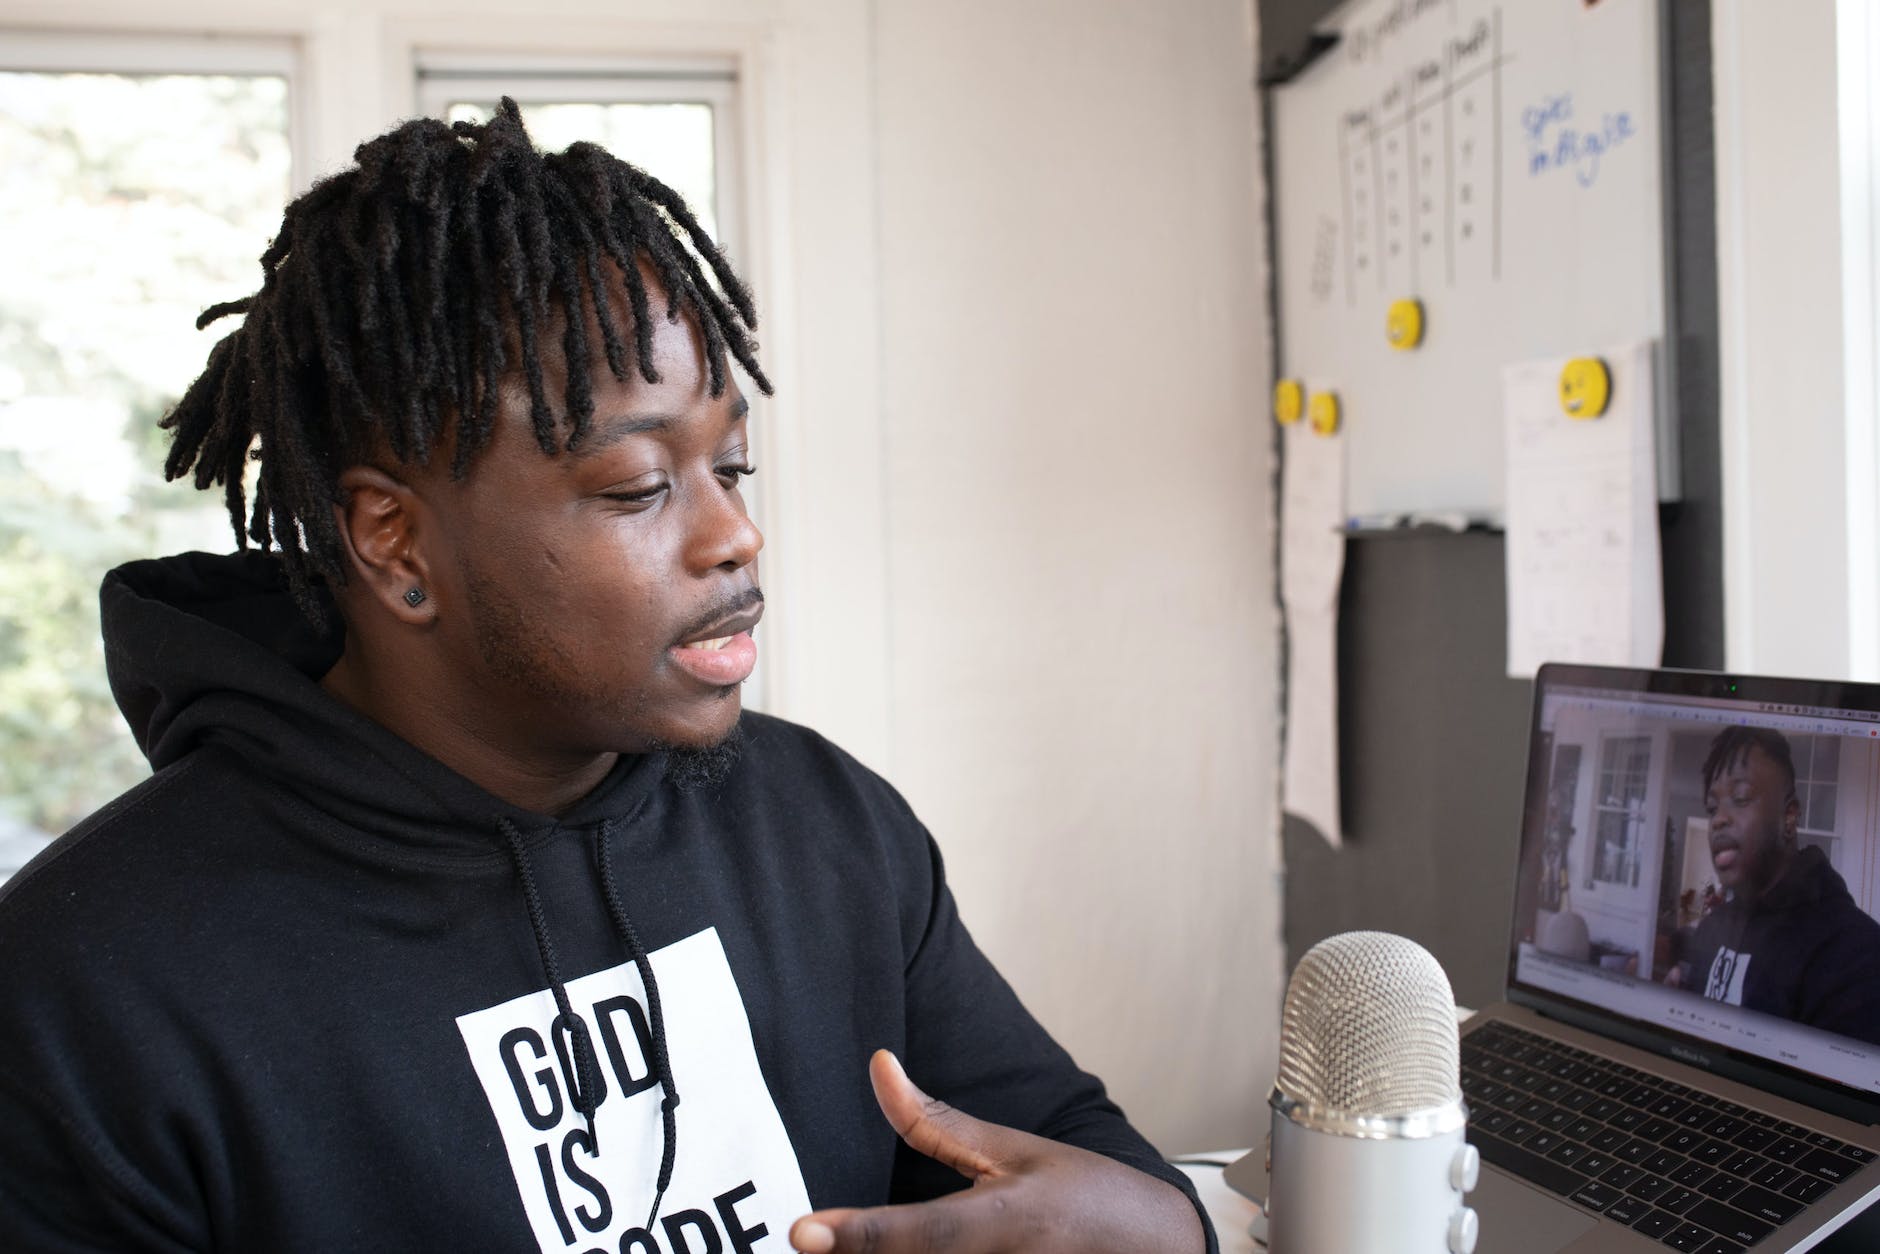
0, 69, 291, 875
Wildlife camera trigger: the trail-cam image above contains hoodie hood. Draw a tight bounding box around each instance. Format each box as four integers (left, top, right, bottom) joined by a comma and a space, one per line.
101, 550, 665, 856
102, 549, 684, 1220
1756, 843, 1851, 913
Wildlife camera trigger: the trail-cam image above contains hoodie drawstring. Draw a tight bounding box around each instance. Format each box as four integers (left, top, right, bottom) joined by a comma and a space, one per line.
597, 818, 681, 1230
499, 817, 604, 1150
497, 815, 680, 1231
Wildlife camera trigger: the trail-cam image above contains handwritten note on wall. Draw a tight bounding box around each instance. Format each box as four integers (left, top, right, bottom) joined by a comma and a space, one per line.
1281, 423, 1347, 847
1521, 93, 1637, 189
1503, 340, 1662, 679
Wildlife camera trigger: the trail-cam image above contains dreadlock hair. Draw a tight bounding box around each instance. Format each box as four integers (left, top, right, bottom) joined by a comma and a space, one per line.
1702, 725, 1798, 807
161, 97, 772, 618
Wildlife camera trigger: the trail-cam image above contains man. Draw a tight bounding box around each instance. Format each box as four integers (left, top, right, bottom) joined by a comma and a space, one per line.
1664, 726, 1880, 1046
0, 103, 1211, 1252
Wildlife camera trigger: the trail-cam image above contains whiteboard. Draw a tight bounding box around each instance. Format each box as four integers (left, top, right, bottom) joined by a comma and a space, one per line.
1271, 0, 1667, 516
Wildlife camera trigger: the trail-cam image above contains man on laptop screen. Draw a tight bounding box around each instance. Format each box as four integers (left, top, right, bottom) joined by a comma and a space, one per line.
1512, 681, 1880, 1095
1664, 727, 1880, 1045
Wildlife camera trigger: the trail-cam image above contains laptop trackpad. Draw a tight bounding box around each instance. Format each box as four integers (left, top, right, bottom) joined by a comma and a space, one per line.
1474, 1169, 1597, 1254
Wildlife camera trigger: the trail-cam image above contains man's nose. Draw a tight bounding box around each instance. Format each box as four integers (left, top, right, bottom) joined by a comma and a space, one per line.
688, 484, 763, 572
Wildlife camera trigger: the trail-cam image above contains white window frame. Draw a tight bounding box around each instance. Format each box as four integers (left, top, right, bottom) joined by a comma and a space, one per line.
0, 29, 308, 184
1589, 733, 1652, 890
0, 28, 306, 862
1790, 732, 1847, 880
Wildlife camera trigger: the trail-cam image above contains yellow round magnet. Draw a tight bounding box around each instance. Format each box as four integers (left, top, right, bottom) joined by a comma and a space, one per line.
1308, 390, 1341, 436
1274, 378, 1305, 426
1386, 297, 1425, 350
1559, 356, 1611, 419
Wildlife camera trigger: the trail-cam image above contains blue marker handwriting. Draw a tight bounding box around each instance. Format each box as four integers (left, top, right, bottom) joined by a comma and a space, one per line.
1521, 93, 1636, 189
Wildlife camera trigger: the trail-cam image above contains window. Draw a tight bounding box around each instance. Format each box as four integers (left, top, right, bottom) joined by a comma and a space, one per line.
0, 35, 297, 879
1790, 733, 1846, 873
1588, 734, 1651, 888
0, 41, 765, 884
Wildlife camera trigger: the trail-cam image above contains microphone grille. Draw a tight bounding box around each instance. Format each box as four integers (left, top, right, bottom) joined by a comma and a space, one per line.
1276, 930, 1460, 1117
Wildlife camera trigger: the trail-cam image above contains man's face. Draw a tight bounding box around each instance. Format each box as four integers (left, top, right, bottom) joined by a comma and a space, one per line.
1704, 744, 1798, 899
412, 284, 763, 758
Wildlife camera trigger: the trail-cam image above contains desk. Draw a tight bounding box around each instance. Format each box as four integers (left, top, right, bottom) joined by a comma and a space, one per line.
1177, 1153, 1880, 1253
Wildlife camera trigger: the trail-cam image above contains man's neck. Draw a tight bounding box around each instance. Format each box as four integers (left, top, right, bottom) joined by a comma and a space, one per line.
319, 645, 617, 816
1738, 845, 1800, 912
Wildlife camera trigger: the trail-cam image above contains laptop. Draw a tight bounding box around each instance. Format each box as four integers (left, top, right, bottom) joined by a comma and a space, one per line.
1228, 663, 1880, 1252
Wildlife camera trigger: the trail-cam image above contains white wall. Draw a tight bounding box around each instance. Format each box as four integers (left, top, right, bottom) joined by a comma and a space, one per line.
2, 0, 1282, 1153
871, 0, 1281, 1152
1713, 0, 1870, 680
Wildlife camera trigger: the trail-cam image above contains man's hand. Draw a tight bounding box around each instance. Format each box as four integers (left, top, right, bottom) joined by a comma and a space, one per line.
788, 1050, 1206, 1253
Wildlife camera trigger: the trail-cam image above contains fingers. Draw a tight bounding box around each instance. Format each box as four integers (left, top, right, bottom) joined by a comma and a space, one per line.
867, 1050, 1003, 1182
795, 1050, 1039, 1252
790, 1191, 999, 1254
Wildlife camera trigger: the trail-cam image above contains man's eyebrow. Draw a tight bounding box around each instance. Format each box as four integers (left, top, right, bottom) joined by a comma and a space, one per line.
586, 415, 672, 449
580, 397, 750, 454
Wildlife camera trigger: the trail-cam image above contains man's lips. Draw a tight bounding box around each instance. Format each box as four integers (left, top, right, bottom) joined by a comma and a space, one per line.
667, 602, 763, 686
1710, 835, 1740, 872
667, 632, 757, 685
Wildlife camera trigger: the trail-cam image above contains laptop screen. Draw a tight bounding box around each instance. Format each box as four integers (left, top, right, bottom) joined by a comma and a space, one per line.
1509, 665, 1880, 1099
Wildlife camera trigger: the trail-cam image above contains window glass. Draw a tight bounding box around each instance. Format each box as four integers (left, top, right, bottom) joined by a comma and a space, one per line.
0, 69, 291, 874
1590, 734, 1651, 887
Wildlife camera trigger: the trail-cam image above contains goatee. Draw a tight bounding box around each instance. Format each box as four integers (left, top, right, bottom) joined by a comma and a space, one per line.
659, 723, 743, 793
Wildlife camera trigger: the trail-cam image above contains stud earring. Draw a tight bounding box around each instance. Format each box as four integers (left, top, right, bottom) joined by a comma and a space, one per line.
403, 587, 427, 607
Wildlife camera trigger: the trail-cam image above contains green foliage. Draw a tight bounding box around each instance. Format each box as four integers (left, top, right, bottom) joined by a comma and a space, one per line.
0, 446, 153, 833
0, 71, 289, 837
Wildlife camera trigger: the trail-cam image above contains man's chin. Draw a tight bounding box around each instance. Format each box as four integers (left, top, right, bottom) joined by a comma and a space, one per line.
655, 722, 744, 792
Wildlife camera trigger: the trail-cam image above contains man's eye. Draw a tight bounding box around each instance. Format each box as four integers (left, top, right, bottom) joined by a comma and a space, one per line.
605, 482, 667, 505
716, 463, 758, 485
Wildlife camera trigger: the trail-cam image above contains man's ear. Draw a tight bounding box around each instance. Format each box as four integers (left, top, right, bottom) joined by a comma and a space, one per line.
333, 465, 436, 625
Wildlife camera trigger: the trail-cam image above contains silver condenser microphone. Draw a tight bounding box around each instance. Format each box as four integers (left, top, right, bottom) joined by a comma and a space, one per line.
1265, 930, 1480, 1254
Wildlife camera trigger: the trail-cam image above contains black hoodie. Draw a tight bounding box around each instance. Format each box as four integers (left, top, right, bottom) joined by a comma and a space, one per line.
1683, 844, 1880, 1046
0, 552, 1212, 1252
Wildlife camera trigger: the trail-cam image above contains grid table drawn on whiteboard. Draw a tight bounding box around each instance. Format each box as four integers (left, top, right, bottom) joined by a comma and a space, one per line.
1273, 0, 1669, 519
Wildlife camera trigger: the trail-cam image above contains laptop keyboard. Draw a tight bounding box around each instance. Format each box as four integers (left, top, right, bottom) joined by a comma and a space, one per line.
1461, 1021, 1875, 1252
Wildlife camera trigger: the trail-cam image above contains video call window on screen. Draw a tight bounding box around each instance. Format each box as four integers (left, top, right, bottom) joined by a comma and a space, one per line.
1516, 692, 1880, 1054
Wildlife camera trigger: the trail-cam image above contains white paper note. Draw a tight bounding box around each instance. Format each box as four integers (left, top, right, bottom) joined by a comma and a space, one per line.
1280, 421, 1347, 846
1503, 341, 1663, 679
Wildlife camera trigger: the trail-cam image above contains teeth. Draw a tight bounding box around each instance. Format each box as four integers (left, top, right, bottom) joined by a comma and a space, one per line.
684, 635, 732, 651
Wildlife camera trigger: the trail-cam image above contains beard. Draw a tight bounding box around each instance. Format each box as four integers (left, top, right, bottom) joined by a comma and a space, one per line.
658, 721, 743, 792
459, 555, 750, 789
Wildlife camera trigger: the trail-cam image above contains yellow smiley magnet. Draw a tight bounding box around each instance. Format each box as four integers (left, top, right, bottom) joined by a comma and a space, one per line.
1559, 356, 1611, 419
1308, 390, 1341, 436
1386, 298, 1425, 350
1274, 378, 1305, 426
